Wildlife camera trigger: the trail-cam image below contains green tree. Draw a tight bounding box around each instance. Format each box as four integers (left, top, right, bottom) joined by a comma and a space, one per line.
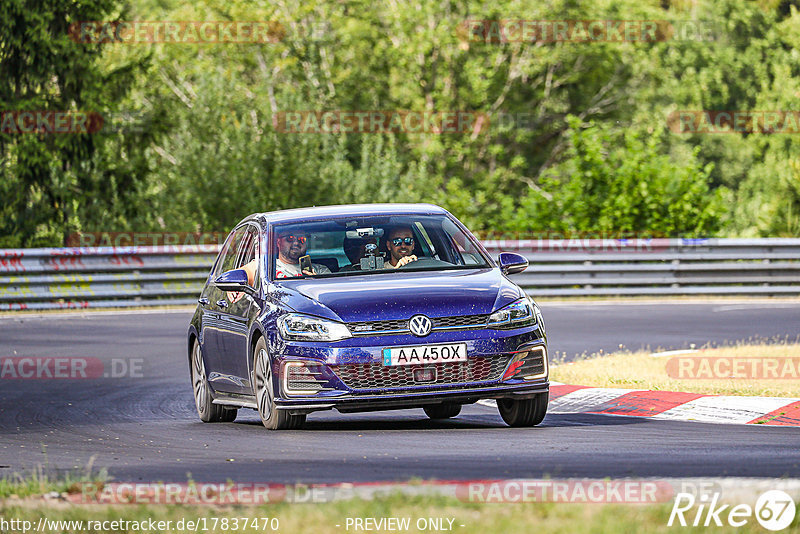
509, 117, 725, 236
0, 0, 152, 246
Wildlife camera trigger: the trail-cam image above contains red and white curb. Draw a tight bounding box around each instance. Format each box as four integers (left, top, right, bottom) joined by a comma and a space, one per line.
479, 384, 800, 426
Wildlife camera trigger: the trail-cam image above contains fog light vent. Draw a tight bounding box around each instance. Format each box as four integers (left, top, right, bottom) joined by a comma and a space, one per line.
283, 362, 332, 396
502, 346, 548, 381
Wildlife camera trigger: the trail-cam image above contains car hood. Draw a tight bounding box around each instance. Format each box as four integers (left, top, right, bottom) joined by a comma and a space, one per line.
269, 268, 523, 323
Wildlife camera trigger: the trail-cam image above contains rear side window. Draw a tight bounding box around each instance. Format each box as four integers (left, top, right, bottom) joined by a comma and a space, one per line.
235, 226, 261, 289
214, 227, 246, 278
236, 227, 258, 268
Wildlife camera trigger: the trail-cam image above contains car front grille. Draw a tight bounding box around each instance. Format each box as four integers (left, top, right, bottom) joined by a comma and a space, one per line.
330, 354, 512, 391
347, 314, 489, 335
348, 318, 408, 334
433, 314, 489, 329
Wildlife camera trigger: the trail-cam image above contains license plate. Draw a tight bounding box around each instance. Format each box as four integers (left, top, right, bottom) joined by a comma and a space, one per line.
382, 343, 467, 366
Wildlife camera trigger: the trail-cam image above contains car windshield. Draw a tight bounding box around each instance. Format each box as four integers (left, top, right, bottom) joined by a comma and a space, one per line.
270, 214, 491, 279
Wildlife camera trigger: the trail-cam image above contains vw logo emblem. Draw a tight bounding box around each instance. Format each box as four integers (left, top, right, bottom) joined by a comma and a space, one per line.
408, 315, 432, 337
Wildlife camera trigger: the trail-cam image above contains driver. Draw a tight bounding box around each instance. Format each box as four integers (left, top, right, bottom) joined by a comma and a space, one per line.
275, 230, 331, 278
384, 226, 419, 269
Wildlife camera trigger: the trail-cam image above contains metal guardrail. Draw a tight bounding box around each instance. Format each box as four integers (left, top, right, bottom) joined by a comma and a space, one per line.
482, 238, 800, 296
1, 238, 799, 310
0, 246, 218, 311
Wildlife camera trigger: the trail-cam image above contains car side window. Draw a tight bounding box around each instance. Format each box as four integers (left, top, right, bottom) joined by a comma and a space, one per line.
214, 227, 246, 278
441, 218, 482, 265
235, 226, 260, 289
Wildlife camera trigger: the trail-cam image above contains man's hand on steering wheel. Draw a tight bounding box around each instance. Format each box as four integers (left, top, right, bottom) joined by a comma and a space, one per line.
394, 255, 418, 268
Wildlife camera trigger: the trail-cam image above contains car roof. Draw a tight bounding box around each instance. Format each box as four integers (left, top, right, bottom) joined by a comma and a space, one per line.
241, 203, 450, 227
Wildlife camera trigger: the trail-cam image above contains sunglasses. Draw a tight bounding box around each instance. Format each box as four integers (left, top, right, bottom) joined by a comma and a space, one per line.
390, 237, 414, 247
279, 235, 307, 244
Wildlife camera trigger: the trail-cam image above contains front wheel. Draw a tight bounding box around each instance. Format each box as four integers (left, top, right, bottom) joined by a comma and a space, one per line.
253, 337, 306, 430
191, 339, 237, 423
497, 392, 548, 427
423, 403, 462, 419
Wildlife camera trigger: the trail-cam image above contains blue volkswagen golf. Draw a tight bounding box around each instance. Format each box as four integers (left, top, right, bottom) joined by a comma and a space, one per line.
188, 204, 548, 430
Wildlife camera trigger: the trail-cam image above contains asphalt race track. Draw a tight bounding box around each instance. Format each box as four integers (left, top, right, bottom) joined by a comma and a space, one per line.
1, 301, 799, 483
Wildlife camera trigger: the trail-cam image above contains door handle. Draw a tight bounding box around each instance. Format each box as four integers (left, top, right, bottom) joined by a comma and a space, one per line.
216, 299, 228, 308
198, 297, 209, 305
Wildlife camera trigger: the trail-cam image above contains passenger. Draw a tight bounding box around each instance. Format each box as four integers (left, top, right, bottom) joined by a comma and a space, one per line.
384, 226, 419, 268
275, 231, 331, 278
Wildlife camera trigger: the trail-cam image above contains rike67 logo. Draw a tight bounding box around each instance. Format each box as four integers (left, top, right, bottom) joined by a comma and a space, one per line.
669, 490, 796, 530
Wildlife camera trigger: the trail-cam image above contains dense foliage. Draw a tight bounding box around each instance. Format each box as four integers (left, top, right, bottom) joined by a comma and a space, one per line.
2, 0, 799, 246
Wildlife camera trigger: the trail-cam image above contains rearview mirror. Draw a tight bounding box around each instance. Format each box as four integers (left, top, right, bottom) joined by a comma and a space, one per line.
345, 227, 385, 239
498, 252, 528, 275
214, 268, 255, 295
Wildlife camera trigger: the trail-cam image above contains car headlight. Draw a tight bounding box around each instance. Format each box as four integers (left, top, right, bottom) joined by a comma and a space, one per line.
278, 313, 352, 342
488, 298, 535, 328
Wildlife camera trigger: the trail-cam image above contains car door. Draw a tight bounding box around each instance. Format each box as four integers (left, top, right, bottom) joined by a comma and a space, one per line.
202, 227, 246, 392
215, 224, 261, 394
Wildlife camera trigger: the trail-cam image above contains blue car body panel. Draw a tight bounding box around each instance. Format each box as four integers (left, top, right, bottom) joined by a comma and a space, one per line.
188, 204, 548, 416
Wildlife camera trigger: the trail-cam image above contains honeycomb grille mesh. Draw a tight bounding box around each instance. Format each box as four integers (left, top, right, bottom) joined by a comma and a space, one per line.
348, 318, 408, 333
433, 314, 489, 328
330, 355, 512, 391
347, 314, 489, 335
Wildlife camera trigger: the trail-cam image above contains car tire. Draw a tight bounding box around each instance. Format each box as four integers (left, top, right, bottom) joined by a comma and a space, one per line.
497, 392, 548, 427
423, 403, 462, 419
191, 339, 237, 423
253, 337, 306, 430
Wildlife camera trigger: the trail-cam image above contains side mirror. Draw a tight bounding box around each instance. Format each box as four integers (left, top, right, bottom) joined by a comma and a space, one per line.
214, 268, 255, 295
498, 252, 528, 275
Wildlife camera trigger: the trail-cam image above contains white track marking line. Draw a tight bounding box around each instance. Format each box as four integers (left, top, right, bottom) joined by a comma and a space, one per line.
654, 396, 799, 424
650, 349, 698, 358
548, 388, 638, 413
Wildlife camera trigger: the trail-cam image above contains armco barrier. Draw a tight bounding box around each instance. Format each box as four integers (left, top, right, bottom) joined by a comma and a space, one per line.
0, 246, 218, 311
0, 238, 799, 310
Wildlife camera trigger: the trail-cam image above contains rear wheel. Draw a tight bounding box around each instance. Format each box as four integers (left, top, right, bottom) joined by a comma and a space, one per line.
423, 403, 462, 419
497, 392, 548, 427
253, 337, 306, 430
191, 339, 237, 423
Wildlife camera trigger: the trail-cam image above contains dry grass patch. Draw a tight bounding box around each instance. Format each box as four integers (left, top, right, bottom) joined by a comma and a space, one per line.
551, 343, 800, 397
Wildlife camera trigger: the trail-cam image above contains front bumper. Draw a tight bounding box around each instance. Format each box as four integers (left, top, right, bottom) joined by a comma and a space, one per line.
271, 325, 547, 414
276, 380, 549, 414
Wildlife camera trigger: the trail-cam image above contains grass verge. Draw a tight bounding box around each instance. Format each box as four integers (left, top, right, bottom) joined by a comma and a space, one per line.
550, 342, 800, 397
0, 464, 107, 500
2, 493, 798, 533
